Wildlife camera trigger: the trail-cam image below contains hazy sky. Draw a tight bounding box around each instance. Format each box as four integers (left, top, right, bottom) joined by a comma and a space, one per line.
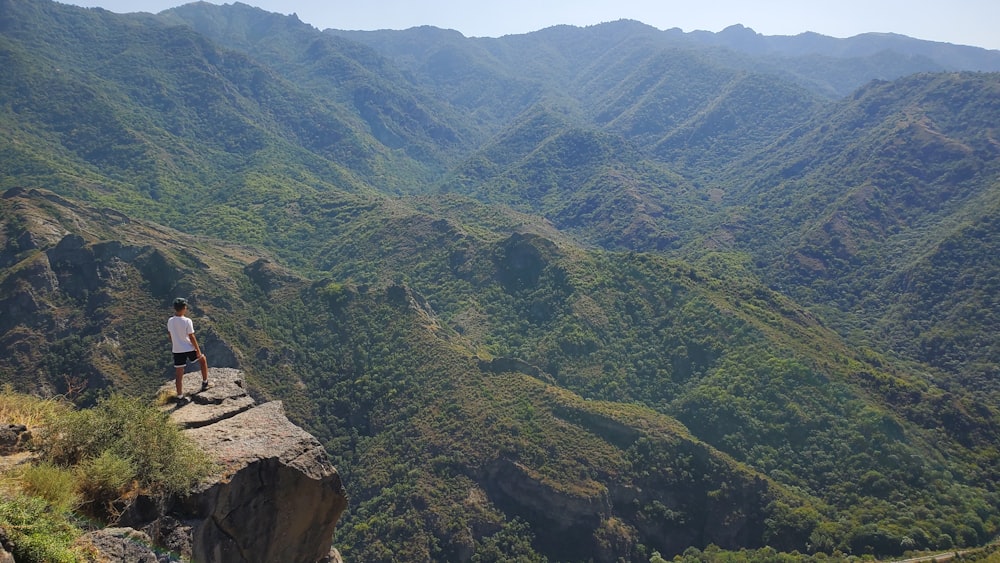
67, 0, 1000, 51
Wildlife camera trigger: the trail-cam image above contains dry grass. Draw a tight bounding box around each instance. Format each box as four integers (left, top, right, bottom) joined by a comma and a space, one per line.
0, 387, 71, 428
154, 386, 177, 406
0, 389, 71, 506
18, 462, 80, 513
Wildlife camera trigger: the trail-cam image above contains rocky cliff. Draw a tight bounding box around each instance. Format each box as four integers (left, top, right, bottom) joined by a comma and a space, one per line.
111, 368, 348, 563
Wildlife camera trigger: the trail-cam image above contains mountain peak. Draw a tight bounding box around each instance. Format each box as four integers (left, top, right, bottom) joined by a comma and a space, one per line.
720, 23, 758, 35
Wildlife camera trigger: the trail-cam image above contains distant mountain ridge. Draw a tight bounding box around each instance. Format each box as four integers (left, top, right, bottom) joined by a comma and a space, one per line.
688, 23, 1000, 65
332, 18, 1000, 98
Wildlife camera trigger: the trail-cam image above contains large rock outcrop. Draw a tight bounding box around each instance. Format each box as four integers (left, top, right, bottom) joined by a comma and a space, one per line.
118, 368, 347, 563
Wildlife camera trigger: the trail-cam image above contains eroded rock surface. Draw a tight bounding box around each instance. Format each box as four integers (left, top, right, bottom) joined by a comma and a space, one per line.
123, 368, 348, 563
78, 527, 161, 563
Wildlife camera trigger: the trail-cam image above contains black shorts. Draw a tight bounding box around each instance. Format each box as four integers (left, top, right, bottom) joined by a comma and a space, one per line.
173, 351, 200, 368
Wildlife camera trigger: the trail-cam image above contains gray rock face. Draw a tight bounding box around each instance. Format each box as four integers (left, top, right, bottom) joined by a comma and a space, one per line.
0, 424, 30, 455
0, 527, 15, 563
183, 400, 347, 563
125, 368, 348, 563
484, 458, 610, 533
78, 528, 161, 563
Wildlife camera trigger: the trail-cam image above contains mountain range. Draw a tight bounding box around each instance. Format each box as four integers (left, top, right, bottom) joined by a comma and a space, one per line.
2, 1, 1000, 561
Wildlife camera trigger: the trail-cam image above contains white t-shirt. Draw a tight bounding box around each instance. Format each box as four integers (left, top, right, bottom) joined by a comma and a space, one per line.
168, 315, 196, 353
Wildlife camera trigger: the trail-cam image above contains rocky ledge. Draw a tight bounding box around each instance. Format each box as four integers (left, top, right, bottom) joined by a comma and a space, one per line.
111, 368, 348, 563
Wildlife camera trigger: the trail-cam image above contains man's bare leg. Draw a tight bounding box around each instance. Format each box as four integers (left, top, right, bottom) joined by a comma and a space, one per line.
175, 365, 185, 397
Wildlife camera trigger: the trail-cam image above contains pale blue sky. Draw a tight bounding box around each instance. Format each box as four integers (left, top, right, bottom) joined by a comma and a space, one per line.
66, 0, 1000, 50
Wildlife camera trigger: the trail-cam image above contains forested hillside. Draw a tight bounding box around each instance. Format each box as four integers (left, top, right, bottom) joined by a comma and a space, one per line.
712, 72, 1000, 397
2, 1, 1000, 561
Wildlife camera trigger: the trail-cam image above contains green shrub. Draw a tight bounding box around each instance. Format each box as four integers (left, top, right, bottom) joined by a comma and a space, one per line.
0, 394, 213, 559
0, 494, 82, 563
18, 462, 79, 514
41, 394, 212, 495
76, 450, 135, 513
38, 408, 101, 466
0, 387, 69, 428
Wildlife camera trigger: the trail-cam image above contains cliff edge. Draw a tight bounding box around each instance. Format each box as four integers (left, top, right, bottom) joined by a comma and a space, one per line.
114, 368, 348, 563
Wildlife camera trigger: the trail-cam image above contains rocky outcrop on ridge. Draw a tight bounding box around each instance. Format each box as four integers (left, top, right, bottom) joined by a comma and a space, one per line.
112, 368, 347, 563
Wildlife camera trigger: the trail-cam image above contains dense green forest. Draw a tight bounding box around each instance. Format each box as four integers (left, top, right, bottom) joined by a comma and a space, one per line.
2, 1, 1000, 561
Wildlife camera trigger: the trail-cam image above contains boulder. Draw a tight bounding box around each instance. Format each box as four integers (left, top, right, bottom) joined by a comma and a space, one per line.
77, 527, 162, 563
123, 368, 348, 562
0, 424, 30, 455
0, 527, 14, 563
182, 400, 347, 563
321, 547, 344, 563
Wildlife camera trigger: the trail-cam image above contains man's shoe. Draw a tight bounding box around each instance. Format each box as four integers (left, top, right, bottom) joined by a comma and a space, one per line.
200, 380, 210, 392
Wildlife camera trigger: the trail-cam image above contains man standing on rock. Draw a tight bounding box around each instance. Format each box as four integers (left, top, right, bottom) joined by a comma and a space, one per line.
168, 297, 209, 403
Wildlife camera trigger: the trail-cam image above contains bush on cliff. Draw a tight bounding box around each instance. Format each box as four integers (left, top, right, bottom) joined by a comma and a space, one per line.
0, 390, 213, 561
41, 394, 213, 497
0, 493, 84, 563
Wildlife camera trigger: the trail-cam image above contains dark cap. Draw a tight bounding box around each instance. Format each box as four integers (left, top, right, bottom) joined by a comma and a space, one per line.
173, 297, 188, 310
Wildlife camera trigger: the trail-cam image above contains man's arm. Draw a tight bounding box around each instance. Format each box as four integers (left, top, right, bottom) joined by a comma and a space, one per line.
187, 332, 204, 359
